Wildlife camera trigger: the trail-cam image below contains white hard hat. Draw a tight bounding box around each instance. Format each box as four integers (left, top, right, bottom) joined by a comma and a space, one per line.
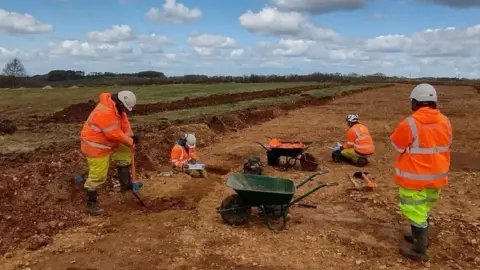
117, 90, 136, 111
184, 133, 196, 147
410, 83, 437, 102
346, 113, 359, 123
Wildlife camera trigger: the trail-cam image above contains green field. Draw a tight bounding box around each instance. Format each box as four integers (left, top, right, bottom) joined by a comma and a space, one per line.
131, 84, 378, 125
0, 82, 318, 119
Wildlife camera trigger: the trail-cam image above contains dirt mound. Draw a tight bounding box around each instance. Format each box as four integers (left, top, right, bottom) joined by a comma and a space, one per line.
43, 84, 333, 123
0, 120, 17, 135
132, 84, 328, 116
474, 85, 480, 93
44, 100, 96, 123
0, 149, 88, 254
135, 123, 217, 170
207, 115, 248, 133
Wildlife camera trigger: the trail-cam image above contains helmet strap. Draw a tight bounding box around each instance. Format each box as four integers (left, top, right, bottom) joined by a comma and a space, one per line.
411, 99, 437, 111
111, 93, 126, 114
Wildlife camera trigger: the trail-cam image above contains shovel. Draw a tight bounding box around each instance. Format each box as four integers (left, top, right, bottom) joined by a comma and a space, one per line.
353, 171, 377, 189
130, 148, 146, 206
345, 172, 374, 192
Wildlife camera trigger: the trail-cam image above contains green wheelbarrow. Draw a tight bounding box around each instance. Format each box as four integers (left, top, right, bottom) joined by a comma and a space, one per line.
216, 171, 338, 231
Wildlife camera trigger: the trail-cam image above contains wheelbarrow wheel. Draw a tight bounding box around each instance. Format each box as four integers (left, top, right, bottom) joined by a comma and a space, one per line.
219, 194, 251, 226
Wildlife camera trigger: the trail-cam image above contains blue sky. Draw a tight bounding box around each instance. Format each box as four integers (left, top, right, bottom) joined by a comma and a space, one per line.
1, 0, 480, 77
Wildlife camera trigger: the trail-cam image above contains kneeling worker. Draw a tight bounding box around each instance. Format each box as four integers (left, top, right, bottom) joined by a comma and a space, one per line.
170, 133, 206, 177
332, 114, 374, 166
80, 90, 141, 216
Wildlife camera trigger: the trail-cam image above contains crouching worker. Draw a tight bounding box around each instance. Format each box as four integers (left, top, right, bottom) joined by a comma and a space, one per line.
170, 133, 207, 178
80, 90, 142, 216
332, 114, 374, 167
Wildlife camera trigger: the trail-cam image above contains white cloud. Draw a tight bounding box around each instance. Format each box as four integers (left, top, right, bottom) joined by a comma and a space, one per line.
0, 9, 52, 34
49, 40, 133, 58
239, 7, 339, 41
193, 47, 213, 56
230, 49, 244, 58
363, 25, 480, 57
87, 25, 136, 43
261, 38, 369, 62
138, 34, 172, 53
187, 34, 237, 48
0, 47, 18, 60
364, 34, 411, 52
273, 0, 368, 14
146, 0, 202, 24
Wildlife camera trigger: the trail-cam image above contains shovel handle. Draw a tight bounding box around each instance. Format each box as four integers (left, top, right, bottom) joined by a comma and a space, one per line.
253, 141, 270, 151
345, 172, 359, 187
361, 172, 377, 187
131, 147, 136, 182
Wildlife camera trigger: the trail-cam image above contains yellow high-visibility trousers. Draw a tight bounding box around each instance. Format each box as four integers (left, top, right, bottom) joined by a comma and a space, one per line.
341, 148, 366, 163
399, 187, 441, 228
84, 144, 131, 191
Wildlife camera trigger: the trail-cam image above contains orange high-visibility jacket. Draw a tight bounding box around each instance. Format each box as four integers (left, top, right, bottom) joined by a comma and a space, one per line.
268, 138, 305, 149
80, 93, 134, 158
170, 144, 199, 167
343, 123, 375, 155
390, 107, 452, 190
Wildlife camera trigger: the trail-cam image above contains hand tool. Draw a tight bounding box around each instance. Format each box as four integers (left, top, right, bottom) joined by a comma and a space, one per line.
353, 171, 377, 188
130, 148, 146, 206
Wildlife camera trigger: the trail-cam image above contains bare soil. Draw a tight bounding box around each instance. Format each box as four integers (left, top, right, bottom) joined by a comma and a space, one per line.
1, 84, 479, 270
0, 120, 17, 135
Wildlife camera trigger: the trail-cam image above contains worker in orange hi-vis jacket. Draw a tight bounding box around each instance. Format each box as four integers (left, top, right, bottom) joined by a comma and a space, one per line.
80, 90, 141, 216
170, 133, 206, 178
390, 83, 452, 261
331, 114, 375, 167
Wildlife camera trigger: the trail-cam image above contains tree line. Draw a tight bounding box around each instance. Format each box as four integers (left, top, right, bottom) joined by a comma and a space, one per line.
1, 57, 478, 89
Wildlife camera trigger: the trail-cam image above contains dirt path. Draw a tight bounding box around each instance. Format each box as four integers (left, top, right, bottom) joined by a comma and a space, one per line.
1, 85, 479, 270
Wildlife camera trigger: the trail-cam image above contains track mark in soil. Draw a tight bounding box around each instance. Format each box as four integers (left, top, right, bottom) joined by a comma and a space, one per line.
0, 120, 17, 135
198, 254, 284, 270
451, 152, 480, 171
205, 165, 231, 175
142, 196, 196, 213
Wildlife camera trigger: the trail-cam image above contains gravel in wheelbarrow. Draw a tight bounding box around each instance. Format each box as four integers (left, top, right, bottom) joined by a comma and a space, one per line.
216, 172, 338, 231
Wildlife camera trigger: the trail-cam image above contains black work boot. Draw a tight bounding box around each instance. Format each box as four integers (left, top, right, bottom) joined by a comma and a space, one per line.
86, 190, 103, 216
117, 165, 133, 192
355, 157, 369, 167
400, 225, 428, 261
332, 150, 343, 163
404, 218, 430, 247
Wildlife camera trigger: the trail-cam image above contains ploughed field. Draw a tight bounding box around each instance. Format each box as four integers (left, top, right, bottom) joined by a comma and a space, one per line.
0, 83, 478, 269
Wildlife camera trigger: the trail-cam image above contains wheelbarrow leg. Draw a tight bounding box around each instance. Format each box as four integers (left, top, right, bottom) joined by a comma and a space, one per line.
263, 204, 288, 232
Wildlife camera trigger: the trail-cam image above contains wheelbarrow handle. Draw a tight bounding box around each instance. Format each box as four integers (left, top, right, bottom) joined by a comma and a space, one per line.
295, 170, 329, 189
253, 141, 270, 151
289, 181, 338, 207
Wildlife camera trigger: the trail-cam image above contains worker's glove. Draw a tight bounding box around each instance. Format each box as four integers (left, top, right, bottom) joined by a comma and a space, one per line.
189, 159, 197, 165
332, 145, 342, 152
132, 135, 139, 144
